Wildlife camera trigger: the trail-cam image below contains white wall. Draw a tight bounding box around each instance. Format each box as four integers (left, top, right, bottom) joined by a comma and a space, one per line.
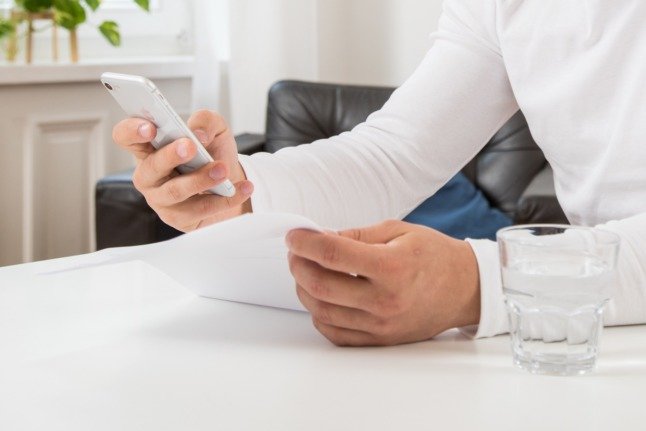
227, 0, 444, 134
227, 0, 320, 134
317, 0, 443, 87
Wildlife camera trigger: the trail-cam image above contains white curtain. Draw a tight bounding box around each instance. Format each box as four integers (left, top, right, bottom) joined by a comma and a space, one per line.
191, 0, 230, 112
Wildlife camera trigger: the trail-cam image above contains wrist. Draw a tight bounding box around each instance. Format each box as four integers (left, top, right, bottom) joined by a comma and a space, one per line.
453, 240, 481, 328
234, 159, 253, 215
231, 159, 248, 183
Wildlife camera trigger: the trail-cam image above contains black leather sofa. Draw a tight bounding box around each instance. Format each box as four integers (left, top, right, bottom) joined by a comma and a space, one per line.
95, 80, 567, 250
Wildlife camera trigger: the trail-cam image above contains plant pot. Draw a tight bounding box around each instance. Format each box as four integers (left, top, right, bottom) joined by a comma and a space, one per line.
6, 10, 63, 64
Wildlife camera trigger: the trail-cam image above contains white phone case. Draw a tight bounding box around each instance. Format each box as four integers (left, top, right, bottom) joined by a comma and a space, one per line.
101, 72, 236, 198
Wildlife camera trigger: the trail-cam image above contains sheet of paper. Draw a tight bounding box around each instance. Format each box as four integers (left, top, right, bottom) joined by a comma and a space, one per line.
43, 213, 323, 312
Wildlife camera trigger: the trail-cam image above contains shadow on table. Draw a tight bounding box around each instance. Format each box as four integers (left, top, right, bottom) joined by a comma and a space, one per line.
138, 295, 508, 369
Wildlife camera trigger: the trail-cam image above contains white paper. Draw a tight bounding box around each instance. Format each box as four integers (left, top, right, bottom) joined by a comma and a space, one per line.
43, 213, 323, 311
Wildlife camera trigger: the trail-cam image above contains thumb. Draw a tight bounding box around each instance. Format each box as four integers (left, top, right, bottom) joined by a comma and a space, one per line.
338, 220, 409, 245
186, 110, 235, 154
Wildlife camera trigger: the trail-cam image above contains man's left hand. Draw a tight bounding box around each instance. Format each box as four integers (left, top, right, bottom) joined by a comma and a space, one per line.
286, 220, 481, 346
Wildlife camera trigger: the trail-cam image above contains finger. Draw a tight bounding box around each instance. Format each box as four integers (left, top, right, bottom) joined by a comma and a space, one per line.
168, 180, 254, 225
112, 118, 157, 160
296, 285, 382, 333
312, 319, 382, 347
148, 161, 230, 206
134, 138, 198, 190
338, 219, 410, 245
186, 109, 234, 152
289, 253, 378, 311
286, 230, 390, 277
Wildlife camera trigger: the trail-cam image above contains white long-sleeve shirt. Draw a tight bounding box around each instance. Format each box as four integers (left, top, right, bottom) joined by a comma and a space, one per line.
238, 0, 646, 337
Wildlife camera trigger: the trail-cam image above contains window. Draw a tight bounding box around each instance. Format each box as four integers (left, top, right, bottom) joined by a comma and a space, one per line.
2, 0, 189, 59
0, 0, 159, 11
95, 0, 160, 10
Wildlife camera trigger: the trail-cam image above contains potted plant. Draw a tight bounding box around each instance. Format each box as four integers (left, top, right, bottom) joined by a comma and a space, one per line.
0, 0, 149, 63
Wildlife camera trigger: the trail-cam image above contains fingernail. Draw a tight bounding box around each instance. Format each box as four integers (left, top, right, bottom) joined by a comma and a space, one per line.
241, 182, 254, 195
194, 129, 209, 144
138, 122, 153, 139
209, 164, 226, 180
177, 141, 189, 159
285, 231, 294, 247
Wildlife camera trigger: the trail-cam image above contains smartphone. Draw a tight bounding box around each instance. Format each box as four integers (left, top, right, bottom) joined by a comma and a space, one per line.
101, 72, 236, 198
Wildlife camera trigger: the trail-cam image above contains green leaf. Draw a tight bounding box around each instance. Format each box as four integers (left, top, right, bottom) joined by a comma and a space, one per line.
54, 10, 75, 29
53, 0, 86, 30
99, 20, 120, 46
0, 19, 16, 40
83, 0, 101, 11
133, 0, 149, 12
15, 0, 54, 12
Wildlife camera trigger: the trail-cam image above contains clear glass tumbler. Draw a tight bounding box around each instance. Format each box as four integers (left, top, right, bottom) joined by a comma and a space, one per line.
497, 225, 620, 376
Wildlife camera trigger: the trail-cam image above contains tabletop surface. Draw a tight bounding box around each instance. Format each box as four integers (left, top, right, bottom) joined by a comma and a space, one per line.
1, 256, 645, 431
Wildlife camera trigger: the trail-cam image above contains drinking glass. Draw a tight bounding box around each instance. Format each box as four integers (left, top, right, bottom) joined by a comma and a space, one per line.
497, 225, 620, 375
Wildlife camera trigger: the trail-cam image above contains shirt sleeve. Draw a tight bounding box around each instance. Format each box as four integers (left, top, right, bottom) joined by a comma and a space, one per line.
238, 0, 518, 230
462, 214, 646, 339
238, 0, 520, 337
597, 214, 646, 326
460, 238, 508, 338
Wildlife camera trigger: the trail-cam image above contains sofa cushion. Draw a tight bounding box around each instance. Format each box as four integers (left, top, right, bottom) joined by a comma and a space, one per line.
403, 172, 512, 240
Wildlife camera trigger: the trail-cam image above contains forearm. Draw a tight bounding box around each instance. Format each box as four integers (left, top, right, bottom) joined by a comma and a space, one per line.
239, 21, 518, 229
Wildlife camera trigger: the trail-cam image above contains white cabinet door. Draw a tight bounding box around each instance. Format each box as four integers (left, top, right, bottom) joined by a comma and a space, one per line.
0, 76, 192, 266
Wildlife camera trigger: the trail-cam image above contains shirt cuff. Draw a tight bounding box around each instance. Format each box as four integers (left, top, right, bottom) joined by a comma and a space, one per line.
460, 238, 509, 338
237, 153, 274, 213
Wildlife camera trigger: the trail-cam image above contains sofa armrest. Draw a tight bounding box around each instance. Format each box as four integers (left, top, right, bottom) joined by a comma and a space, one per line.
95, 169, 182, 250
513, 165, 568, 224
236, 133, 266, 155
515, 195, 568, 224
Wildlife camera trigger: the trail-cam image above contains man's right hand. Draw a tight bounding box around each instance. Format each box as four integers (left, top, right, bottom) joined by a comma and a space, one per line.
112, 110, 254, 232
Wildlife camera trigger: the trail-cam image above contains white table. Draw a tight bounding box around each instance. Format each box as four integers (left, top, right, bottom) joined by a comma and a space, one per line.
1, 256, 645, 431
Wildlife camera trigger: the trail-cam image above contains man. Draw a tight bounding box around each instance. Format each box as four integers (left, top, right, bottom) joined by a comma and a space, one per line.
112, 0, 646, 346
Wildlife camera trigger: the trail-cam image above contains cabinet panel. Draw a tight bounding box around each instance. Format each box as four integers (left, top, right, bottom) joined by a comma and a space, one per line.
0, 77, 192, 266
27, 117, 105, 262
